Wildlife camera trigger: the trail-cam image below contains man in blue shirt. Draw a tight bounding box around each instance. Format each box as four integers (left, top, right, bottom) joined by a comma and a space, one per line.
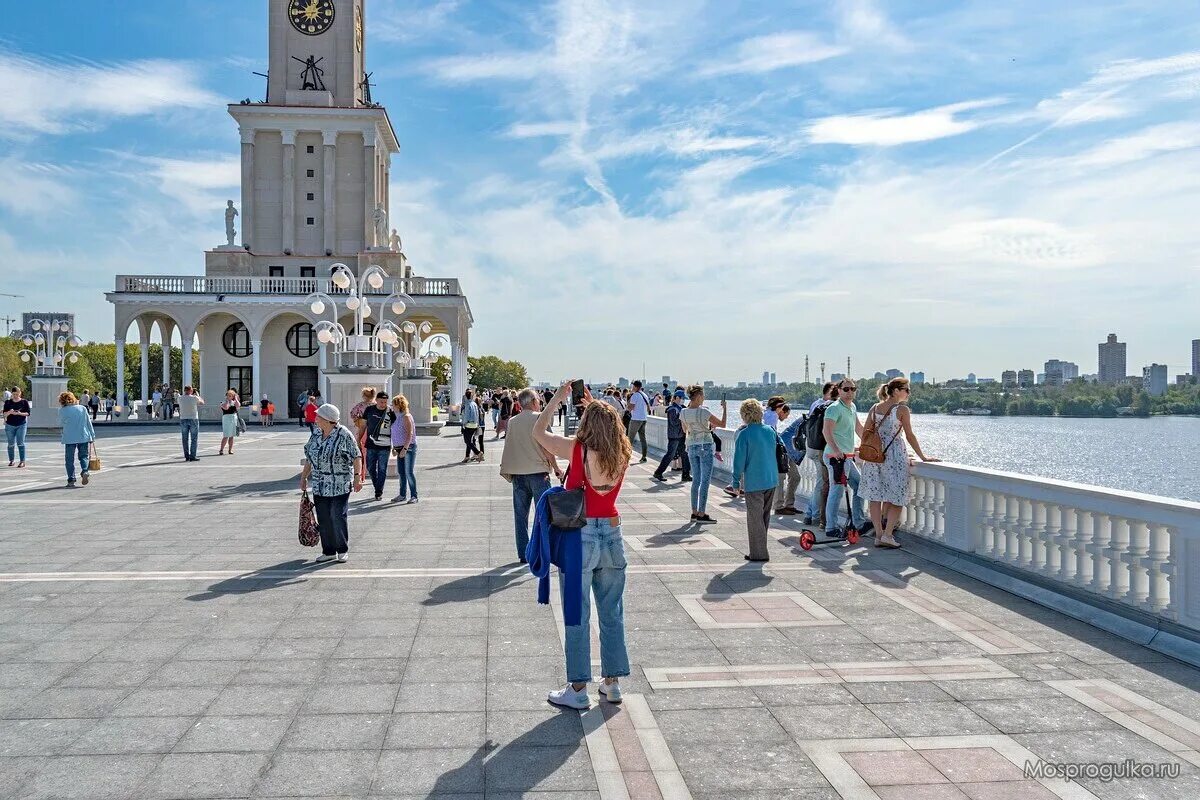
652, 390, 691, 483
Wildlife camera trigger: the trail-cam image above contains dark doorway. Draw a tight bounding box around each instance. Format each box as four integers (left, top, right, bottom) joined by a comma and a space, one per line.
287, 365, 319, 418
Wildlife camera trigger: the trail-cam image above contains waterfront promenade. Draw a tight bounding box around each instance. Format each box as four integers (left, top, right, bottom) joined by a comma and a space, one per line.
1, 427, 1199, 799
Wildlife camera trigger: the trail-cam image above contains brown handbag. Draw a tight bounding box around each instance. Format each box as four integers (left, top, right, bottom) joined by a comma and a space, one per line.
298, 491, 320, 547
87, 442, 102, 472
857, 404, 901, 464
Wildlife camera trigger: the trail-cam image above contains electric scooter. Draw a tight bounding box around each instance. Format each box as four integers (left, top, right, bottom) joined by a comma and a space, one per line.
797, 456, 859, 550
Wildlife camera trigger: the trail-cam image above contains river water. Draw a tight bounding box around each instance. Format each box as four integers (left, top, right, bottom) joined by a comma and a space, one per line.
700, 403, 1200, 502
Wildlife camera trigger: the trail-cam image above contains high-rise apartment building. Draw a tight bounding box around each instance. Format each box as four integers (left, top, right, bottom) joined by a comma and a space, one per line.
769, 372, 777, 385
1143, 364, 1168, 397
1098, 333, 1126, 384
1001, 370, 1017, 387
885, 368, 904, 379
1043, 359, 1079, 386
1192, 338, 1199, 378
909, 371, 925, 385
1017, 369, 1035, 388
761, 371, 770, 386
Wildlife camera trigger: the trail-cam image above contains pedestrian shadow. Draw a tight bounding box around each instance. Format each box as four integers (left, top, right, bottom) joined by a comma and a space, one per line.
0, 485, 60, 496
426, 460, 477, 471
185, 558, 337, 601
422, 565, 529, 607
705, 562, 774, 594
155, 475, 301, 503
423, 710, 584, 796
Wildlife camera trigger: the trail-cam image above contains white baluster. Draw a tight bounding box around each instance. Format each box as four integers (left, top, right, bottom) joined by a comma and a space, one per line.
1004, 495, 1021, 565
1016, 499, 1035, 568
1107, 517, 1131, 601
1073, 509, 1093, 588
1124, 520, 1150, 608
933, 480, 946, 540
1144, 524, 1171, 614
1039, 503, 1059, 577
1091, 513, 1112, 595
1056, 504, 1076, 583
1029, 501, 1047, 572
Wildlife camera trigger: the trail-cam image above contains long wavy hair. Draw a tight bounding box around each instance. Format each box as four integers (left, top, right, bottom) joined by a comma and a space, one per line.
575, 400, 632, 478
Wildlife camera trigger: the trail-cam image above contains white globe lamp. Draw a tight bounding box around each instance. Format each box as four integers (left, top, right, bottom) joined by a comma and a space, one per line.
310, 299, 325, 314
367, 272, 384, 289
345, 296, 361, 310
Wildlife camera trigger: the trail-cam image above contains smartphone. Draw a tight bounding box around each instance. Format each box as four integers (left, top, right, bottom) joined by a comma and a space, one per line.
570, 379, 586, 407
722, 393, 727, 402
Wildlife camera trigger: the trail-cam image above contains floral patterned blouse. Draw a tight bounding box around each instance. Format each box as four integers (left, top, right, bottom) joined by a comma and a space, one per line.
303, 424, 361, 497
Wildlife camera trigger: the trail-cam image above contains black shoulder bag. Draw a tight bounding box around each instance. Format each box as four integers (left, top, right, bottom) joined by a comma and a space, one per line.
548, 446, 587, 529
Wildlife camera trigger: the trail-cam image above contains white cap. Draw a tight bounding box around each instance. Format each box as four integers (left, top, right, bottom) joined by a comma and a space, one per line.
316, 403, 341, 423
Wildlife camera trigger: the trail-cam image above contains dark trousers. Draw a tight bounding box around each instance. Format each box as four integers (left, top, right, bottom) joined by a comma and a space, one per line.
511, 473, 551, 560
365, 447, 389, 495
626, 420, 647, 459
314, 493, 350, 555
744, 487, 775, 560
653, 438, 690, 479
462, 427, 481, 458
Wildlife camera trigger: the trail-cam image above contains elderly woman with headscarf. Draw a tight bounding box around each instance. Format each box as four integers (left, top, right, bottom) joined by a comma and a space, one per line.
299, 403, 363, 563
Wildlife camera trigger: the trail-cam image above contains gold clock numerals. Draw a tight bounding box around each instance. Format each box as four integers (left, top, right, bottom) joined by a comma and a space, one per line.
289, 0, 335, 35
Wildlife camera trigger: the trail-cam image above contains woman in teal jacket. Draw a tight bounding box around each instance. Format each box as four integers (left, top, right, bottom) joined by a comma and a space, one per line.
730, 398, 780, 561
59, 391, 96, 487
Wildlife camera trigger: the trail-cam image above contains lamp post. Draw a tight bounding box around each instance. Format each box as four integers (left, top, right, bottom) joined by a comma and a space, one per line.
21, 319, 83, 429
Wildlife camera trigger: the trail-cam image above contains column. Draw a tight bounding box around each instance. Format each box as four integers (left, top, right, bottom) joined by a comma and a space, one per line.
322, 131, 336, 254
181, 333, 194, 389
450, 336, 467, 405
251, 340, 262, 407
239, 128, 254, 247
317, 341, 328, 400
114, 338, 126, 421
363, 137, 377, 248
282, 130, 296, 253
139, 338, 150, 419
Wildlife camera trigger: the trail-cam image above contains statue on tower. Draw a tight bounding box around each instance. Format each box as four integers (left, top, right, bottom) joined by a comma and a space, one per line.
373, 204, 389, 248
389, 228, 402, 252
224, 200, 239, 246
292, 55, 327, 92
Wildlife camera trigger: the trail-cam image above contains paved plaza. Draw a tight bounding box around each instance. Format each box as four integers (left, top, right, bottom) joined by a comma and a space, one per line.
1, 425, 1199, 799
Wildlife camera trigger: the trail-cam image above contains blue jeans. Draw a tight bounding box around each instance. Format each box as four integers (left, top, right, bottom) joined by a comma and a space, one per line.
180, 418, 199, 459
365, 447, 389, 495
396, 441, 418, 499
687, 442, 714, 512
562, 520, 630, 683
653, 437, 689, 479
824, 455, 866, 533
807, 447, 827, 521
5, 424, 27, 462
64, 442, 89, 482
512, 472, 551, 560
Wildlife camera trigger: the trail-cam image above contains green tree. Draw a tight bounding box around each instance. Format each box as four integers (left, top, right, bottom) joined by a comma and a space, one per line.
467, 355, 529, 389
430, 355, 451, 387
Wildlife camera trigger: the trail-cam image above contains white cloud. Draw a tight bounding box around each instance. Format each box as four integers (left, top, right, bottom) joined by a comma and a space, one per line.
376, 0, 461, 43
506, 121, 578, 138
426, 52, 545, 82
807, 99, 1004, 146
835, 0, 911, 50
1069, 122, 1200, 168
0, 53, 220, 138
915, 218, 1104, 268
0, 160, 78, 216
699, 31, 848, 77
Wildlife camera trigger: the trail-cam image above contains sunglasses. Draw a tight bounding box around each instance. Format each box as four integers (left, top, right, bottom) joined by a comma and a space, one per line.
841, 386, 857, 392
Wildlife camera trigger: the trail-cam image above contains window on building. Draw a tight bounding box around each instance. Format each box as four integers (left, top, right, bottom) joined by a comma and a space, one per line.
286, 322, 319, 358
299, 266, 315, 277
306, 145, 315, 153
306, 192, 314, 201
226, 366, 253, 403
306, 217, 315, 225
222, 322, 252, 357
306, 169, 314, 177
360, 322, 375, 336
269, 266, 284, 277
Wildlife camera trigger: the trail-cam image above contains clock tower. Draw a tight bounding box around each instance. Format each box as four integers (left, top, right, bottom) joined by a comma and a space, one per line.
209, 0, 403, 277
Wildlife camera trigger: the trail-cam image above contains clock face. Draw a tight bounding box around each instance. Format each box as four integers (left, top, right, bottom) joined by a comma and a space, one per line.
289, 0, 335, 36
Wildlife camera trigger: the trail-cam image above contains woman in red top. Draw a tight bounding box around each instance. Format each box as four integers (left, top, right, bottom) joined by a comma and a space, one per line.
303, 394, 319, 433
534, 380, 632, 709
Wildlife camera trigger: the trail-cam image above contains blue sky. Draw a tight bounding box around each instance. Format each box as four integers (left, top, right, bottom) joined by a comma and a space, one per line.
2, 0, 1198, 384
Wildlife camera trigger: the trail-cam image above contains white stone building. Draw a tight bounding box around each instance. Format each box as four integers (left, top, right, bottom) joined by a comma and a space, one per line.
108, 0, 471, 420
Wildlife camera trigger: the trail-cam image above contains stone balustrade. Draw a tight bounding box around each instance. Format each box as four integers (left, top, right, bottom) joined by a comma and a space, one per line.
114, 275, 461, 296
642, 415, 1200, 635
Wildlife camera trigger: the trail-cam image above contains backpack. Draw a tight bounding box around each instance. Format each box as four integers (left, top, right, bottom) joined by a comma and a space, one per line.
791, 415, 808, 451
805, 401, 834, 450
858, 404, 902, 464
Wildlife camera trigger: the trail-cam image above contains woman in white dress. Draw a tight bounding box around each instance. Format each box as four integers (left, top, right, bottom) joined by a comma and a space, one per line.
858, 378, 939, 548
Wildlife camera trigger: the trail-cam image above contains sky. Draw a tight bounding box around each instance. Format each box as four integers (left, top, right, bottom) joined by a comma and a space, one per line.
1, 0, 1199, 385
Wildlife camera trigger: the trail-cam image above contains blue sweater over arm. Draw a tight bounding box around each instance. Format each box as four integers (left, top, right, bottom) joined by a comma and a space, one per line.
525, 486, 583, 626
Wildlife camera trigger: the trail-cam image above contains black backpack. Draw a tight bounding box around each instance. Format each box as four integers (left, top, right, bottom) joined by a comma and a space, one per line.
791, 415, 808, 451
805, 401, 834, 451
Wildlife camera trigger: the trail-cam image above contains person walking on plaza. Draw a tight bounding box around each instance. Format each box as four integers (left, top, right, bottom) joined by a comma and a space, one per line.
59, 392, 96, 487
779, 406, 808, 516
461, 389, 483, 462
4, 386, 30, 468
219, 390, 241, 455
178, 386, 204, 461
258, 393, 271, 427
151, 385, 162, 420
823, 379, 870, 539
496, 390, 514, 439
300, 403, 362, 563
625, 380, 650, 463
88, 390, 100, 421
475, 393, 488, 460
361, 391, 395, 501
773, 403, 801, 516
297, 389, 309, 428
652, 389, 691, 484
163, 385, 176, 419
304, 393, 319, 433
501, 388, 562, 562
104, 392, 115, 421
80, 391, 92, 417
679, 385, 727, 523
805, 383, 838, 526
350, 387, 376, 439
390, 394, 418, 504
534, 381, 632, 709
731, 399, 779, 561
860, 378, 939, 549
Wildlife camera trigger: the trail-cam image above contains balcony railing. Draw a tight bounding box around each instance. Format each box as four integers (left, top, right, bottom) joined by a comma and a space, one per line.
113, 275, 461, 297
641, 416, 1200, 636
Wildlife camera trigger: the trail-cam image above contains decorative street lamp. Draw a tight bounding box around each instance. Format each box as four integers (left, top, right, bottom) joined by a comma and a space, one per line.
305, 263, 410, 369
19, 319, 81, 376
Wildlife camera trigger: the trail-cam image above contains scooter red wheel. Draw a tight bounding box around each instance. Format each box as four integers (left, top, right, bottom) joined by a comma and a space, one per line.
846, 530, 860, 545
799, 530, 816, 551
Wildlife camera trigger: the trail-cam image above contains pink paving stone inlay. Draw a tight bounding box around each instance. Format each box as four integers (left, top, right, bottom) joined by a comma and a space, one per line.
1127, 709, 1200, 751
759, 606, 817, 622
918, 747, 1026, 783
709, 608, 769, 624
960, 781, 1059, 800
1079, 686, 1143, 712
874, 786, 970, 800
842, 750, 948, 786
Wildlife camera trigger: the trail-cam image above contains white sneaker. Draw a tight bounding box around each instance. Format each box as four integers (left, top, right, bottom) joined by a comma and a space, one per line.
598, 681, 623, 703
548, 684, 590, 710
315, 554, 336, 563
391, 495, 407, 503
336, 553, 348, 563
407, 497, 419, 504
